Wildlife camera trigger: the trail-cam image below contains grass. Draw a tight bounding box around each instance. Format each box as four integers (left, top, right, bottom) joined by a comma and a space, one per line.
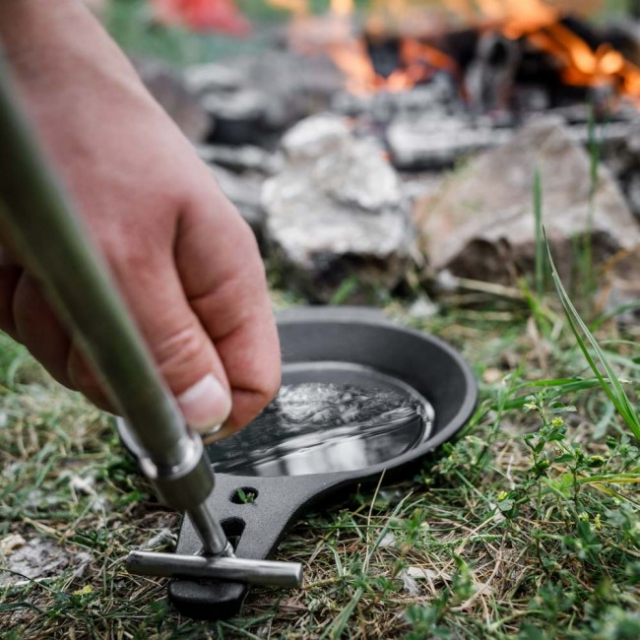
1, 282, 639, 638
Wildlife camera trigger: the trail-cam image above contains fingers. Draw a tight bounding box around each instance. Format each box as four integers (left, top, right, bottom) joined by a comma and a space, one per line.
0, 266, 21, 340
103, 223, 233, 434
0, 174, 280, 439
66, 344, 114, 412
11, 272, 73, 388
175, 177, 281, 433
0, 244, 25, 340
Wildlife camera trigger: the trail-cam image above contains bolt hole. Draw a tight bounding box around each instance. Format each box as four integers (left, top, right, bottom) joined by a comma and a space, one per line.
220, 517, 246, 550
230, 487, 258, 504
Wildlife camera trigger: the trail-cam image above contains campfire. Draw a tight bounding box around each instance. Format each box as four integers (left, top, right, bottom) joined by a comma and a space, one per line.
270, 0, 640, 111
148, 0, 640, 303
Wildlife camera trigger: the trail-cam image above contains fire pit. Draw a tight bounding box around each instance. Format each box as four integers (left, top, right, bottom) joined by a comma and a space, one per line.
150, 0, 640, 304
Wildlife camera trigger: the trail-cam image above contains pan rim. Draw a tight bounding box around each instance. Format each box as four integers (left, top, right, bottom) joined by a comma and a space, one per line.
118, 308, 478, 480
273, 311, 478, 477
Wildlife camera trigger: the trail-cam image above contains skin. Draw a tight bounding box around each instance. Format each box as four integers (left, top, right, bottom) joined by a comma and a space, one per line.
0, 0, 281, 438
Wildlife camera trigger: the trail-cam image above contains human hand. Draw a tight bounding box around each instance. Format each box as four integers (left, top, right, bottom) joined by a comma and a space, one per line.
0, 0, 281, 439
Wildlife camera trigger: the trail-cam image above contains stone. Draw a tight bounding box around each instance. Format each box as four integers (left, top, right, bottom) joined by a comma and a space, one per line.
602, 128, 640, 220
262, 114, 415, 302
333, 77, 456, 121
201, 90, 265, 122
236, 51, 343, 131
408, 296, 439, 320
0, 537, 83, 586
415, 119, 640, 285
197, 144, 283, 175
389, 111, 640, 171
201, 89, 266, 146
388, 114, 513, 170
184, 51, 343, 145
132, 57, 212, 143
184, 63, 247, 95
600, 247, 640, 324
281, 113, 351, 162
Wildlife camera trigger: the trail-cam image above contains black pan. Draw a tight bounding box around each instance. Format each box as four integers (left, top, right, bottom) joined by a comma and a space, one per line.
125, 307, 477, 619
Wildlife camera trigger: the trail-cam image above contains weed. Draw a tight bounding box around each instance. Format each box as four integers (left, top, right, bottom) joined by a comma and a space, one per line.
547, 236, 640, 442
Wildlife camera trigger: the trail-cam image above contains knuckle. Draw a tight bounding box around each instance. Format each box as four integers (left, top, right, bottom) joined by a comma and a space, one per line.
68, 357, 99, 396
103, 230, 161, 279
245, 362, 281, 416
153, 324, 205, 380
259, 364, 282, 405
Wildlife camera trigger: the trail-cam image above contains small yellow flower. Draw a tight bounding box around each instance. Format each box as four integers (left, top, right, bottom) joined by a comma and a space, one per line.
551, 417, 564, 427
73, 585, 93, 597
497, 491, 509, 501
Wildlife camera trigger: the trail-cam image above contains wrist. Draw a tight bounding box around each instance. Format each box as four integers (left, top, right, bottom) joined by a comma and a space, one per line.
0, 0, 135, 83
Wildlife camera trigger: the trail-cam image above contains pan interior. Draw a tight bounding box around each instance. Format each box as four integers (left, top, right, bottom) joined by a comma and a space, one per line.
206, 362, 435, 477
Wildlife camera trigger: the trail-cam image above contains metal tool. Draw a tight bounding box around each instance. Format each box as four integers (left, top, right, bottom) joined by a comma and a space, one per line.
0, 52, 302, 588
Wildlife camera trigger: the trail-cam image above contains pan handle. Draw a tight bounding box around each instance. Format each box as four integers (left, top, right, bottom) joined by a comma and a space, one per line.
168, 472, 350, 619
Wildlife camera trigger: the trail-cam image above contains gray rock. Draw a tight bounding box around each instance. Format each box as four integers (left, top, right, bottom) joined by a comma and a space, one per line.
262, 114, 415, 301
185, 51, 343, 139
599, 247, 640, 324
388, 114, 513, 170
197, 144, 283, 175
201, 89, 265, 123
390, 110, 640, 171
415, 119, 640, 284
236, 51, 343, 131
408, 296, 439, 320
333, 76, 457, 121
132, 57, 212, 143
281, 113, 351, 162
184, 63, 247, 95
0, 537, 88, 586
602, 128, 640, 220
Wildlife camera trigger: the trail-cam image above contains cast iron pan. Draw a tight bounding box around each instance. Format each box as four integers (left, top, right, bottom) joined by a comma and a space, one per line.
124, 307, 477, 619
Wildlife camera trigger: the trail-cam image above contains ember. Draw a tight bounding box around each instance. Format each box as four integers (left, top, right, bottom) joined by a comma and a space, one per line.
271, 0, 640, 107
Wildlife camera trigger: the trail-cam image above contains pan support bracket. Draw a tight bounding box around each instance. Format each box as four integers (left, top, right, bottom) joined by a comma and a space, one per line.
166, 472, 348, 619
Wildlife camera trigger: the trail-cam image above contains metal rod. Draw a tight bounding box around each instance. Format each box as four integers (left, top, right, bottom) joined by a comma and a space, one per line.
126, 551, 303, 588
0, 52, 187, 469
0, 50, 227, 557
187, 502, 234, 557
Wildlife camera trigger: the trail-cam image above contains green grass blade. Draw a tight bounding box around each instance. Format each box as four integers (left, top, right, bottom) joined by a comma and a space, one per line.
546, 236, 640, 441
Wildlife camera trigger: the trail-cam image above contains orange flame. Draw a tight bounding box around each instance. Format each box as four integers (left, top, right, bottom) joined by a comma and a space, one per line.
331, 0, 354, 16
270, 0, 640, 102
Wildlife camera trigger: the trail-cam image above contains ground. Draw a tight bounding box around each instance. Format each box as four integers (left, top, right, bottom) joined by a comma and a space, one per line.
1, 282, 639, 639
